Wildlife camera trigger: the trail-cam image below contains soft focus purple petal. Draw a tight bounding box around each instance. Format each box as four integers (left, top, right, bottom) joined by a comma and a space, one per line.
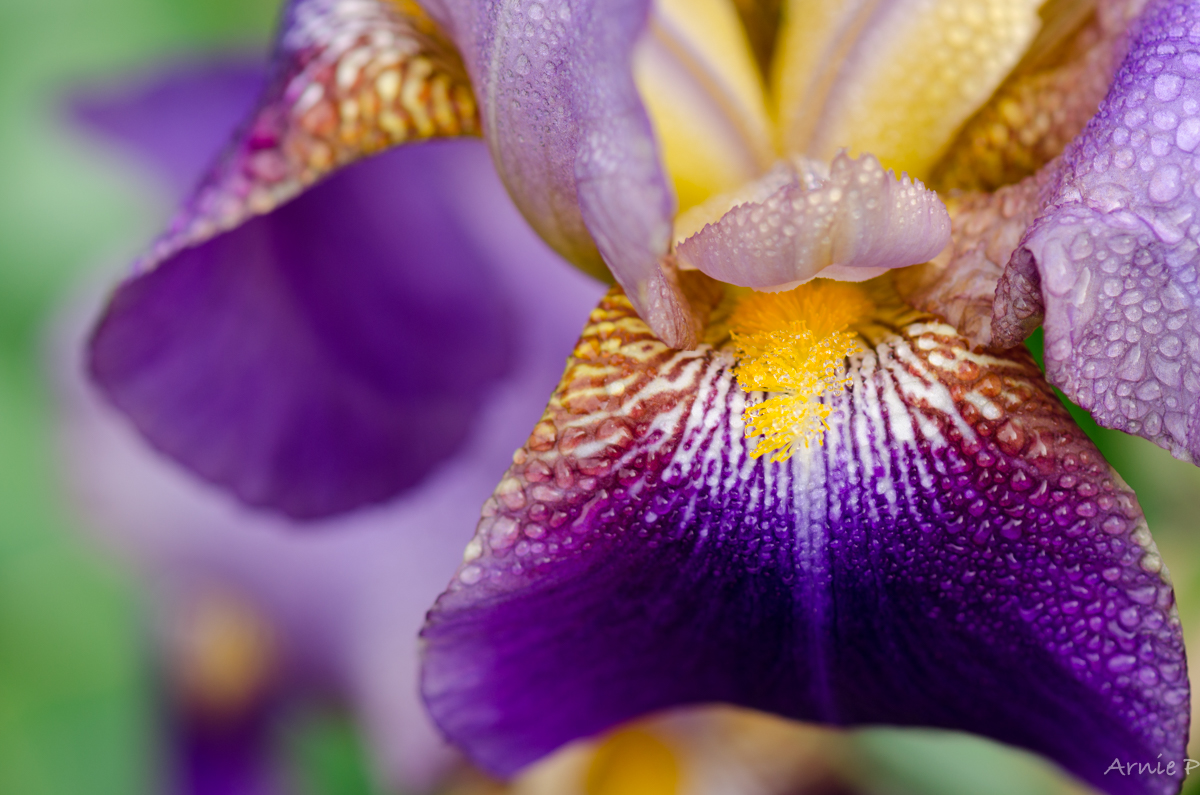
71, 60, 264, 197
422, 291, 1188, 795
995, 0, 1200, 465
423, 0, 697, 346
56, 148, 606, 791
83, 0, 488, 517
90, 139, 516, 519
176, 707, 281, 795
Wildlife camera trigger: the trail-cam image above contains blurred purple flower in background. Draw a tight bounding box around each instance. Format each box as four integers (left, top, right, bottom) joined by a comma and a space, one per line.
61, 57, 602, 793
65, 0, 1200, 794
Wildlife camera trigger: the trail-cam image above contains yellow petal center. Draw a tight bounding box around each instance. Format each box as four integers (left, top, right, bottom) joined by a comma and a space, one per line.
729, 280, 874, 461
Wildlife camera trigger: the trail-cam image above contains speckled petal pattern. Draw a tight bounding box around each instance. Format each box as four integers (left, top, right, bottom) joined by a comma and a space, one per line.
424, 0, 696, 346
897, 163, 1060, 348
143, 0, 477, 271
997, 0, 1200, 465
422, 287, 1188, 795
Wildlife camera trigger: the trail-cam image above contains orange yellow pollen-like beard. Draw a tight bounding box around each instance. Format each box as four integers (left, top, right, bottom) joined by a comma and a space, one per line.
728, 281, 875, 462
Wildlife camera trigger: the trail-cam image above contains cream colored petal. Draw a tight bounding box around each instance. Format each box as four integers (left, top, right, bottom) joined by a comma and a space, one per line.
634, 0, 776, 212
773, 0, 1043, 180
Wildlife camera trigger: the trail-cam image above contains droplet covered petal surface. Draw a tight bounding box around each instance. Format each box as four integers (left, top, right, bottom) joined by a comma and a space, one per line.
675, 153, 951, 290
995, 0, 1200, 465
422, 284, 1188, 795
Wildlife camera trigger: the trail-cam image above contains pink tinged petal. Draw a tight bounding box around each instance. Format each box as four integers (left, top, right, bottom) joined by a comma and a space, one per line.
426, 0, 697, 346
675, 153, 950, 290
143, 0, 477, 270
897, 162, 1062, 348
995, 0, 1200, 465
422, 289, 1189, 795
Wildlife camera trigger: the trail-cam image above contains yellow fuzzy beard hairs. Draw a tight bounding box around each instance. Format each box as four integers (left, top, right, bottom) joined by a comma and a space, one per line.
729, 280, 874, 462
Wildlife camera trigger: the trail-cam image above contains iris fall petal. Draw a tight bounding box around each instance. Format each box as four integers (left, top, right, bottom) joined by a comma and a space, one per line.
144, 0, 477, 265
84, 59, 515, 518
422, 286, 1189, 795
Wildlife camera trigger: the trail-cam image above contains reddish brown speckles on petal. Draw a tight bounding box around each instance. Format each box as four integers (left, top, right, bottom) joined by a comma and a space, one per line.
529, 421, 558, 452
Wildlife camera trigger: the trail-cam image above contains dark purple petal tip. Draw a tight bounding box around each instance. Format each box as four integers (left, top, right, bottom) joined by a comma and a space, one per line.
422, 290, 1189, 795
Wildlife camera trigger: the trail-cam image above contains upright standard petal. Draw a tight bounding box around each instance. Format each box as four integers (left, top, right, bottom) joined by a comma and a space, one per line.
773, 0, 1043, 178
931, 0, 1144, 191
424, 0, 698, 346
994, 0, 1200, 465
422, 286, 1188, 795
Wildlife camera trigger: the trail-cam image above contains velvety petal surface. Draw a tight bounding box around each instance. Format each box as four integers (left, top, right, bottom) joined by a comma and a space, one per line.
84, 1, 500, 519
422, 287, 1188, 795
423, 0, 698, 346
995, 0, 1200, 465
91, 138, 515, 518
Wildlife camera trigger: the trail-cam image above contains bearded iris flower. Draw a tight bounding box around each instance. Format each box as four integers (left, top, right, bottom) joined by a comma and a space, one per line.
85, 0, 1200, 794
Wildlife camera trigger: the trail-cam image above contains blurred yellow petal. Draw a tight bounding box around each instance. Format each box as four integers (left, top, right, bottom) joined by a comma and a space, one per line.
586, 728, 681, 795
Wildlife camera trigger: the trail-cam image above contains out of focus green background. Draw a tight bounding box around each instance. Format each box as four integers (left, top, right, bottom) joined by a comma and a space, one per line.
2, 2, 1200, 795
0, 3, 280, 793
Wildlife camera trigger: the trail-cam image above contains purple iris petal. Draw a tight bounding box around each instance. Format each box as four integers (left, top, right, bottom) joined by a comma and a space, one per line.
59, 62, 605, 787
422, 294, 1188, 795
70, 60, 264, 198
90, 141, 515, 519
424, 0, 692, 345
77, 55, 522, 519
176, 706, 281, 795
996, 0, 1200, 465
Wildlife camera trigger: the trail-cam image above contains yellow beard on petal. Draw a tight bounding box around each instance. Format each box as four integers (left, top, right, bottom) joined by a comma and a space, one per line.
729, 281, 873, 461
